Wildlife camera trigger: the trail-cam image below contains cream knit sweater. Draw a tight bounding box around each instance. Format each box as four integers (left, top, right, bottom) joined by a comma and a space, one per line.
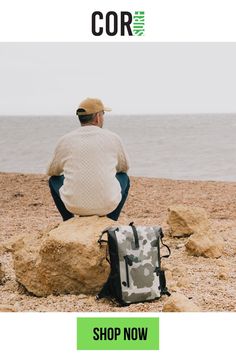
47, 125, 129, 216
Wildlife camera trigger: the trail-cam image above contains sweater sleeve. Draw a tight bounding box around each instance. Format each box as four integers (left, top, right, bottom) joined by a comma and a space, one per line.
116, 136, 130, 173
46, 140, 65, 176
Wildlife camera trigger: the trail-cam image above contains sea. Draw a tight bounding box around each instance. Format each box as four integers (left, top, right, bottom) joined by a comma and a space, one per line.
1, 114, 236, 181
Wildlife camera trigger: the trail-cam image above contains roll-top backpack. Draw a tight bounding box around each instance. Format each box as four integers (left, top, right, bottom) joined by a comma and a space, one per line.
97, 222, 171, 306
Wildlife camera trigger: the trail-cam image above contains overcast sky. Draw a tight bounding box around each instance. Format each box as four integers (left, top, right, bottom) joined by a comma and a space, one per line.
0, 43, 236, 115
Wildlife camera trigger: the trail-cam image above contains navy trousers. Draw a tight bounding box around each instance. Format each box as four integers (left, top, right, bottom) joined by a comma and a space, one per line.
48, 172, 130, 221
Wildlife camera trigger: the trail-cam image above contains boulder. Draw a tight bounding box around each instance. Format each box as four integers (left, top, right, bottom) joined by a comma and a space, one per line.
186, 231, 224, 258
167, 205, 210, 237
12, 216, 118, 297
167, 205, 224, 258
162, 293, 200, 312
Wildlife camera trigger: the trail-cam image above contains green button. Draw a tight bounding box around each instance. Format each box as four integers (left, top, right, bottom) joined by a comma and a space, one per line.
77, 317, 159, 350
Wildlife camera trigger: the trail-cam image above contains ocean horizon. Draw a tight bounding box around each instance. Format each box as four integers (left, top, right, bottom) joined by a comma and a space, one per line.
1, 113, 236, 182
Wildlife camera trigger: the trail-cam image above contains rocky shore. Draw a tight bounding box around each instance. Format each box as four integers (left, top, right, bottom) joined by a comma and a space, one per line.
1, 172, 236, 312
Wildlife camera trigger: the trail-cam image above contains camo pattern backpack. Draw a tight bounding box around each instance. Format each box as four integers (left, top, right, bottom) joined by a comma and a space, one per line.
97, 222, 171, 305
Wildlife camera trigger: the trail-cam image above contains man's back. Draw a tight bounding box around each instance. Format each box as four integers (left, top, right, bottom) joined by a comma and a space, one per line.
47, 125, 129, 215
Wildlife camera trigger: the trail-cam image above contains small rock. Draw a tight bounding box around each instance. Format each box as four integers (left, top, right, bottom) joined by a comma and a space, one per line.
162, 293, 200, 312
13, 192, 24, 198
217, 272, 229, 280
77, 294, 88, 299
0, 263, 5, 284
176, 243, 185, 249
186, 231, 224, 258
0, 305, 16, 312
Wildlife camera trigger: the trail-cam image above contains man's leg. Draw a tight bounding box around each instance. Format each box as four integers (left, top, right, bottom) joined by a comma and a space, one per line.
48, 175, 74, 221
107, 172, 130, 221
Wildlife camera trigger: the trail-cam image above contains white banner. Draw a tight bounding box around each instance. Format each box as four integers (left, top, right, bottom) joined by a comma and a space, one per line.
0, 0, 236, 41
0, 313, 235, 353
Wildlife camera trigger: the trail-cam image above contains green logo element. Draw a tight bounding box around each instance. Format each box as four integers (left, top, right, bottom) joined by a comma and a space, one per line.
77, 317, 159, 350
133, 11, 145, 36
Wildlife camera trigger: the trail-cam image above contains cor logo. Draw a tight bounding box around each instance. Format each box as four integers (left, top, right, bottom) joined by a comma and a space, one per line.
91, 11, 145, 36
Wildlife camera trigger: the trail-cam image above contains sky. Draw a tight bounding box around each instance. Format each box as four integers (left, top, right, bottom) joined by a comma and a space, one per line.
0, 43, 236, 115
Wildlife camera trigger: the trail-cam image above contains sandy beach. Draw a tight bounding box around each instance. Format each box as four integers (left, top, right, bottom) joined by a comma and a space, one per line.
1, 172, 236, 312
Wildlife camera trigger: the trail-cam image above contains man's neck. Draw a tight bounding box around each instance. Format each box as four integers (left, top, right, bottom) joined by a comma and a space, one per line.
81, 123, 101, 128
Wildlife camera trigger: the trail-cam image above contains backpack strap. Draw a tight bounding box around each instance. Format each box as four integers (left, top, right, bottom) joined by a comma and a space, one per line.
98, 228, 110, 264
98, 227, 110, 246
159, 270, 171, 296
98, 226, 117, 246
154, 228, 171, 296
159, 228, 171, 258
129, 222, 140, 249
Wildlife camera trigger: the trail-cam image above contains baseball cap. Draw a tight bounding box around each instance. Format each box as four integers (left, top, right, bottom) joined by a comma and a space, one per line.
76, 98, 112, 116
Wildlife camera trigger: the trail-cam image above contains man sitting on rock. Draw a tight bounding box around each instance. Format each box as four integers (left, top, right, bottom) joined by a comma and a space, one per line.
47, 97, 130, 221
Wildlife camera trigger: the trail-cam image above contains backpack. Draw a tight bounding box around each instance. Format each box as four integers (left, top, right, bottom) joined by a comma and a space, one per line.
97, 222, 171, 306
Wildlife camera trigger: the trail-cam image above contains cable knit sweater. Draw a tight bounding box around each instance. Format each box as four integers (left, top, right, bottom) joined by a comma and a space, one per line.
47, 125, 129, 215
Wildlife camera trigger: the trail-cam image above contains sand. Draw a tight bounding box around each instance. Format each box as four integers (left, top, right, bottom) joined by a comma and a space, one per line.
1, 172, 236, 312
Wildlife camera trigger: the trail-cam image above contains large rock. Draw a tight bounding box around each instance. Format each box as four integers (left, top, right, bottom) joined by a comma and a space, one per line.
167, 205, 210, 237
162, 293, 200, 312
186, 232, 224, 258
12, 216, 118, 296
167, 205, 224, 258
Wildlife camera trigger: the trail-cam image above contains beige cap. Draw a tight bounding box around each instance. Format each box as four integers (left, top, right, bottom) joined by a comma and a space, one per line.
76, 98, 112, 115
